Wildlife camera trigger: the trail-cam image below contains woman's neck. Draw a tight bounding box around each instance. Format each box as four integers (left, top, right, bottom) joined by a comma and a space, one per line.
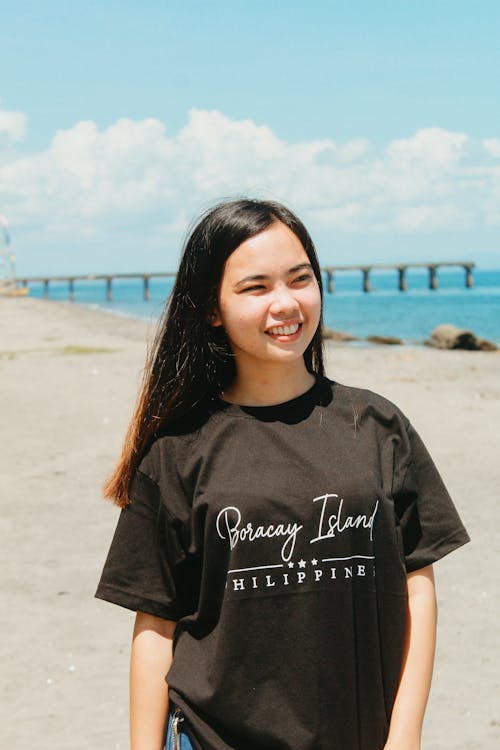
221, 365, 316, 407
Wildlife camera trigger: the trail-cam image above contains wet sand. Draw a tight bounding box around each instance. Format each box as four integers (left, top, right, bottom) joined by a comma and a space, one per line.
1, 295, 498, 749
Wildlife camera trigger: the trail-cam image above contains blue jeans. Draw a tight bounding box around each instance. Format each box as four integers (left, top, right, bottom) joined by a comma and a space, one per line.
164, 704, 194, 750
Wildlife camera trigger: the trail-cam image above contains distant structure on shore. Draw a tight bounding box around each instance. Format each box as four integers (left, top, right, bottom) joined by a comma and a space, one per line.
15, 261, 475, 301
0, 215, 28, 297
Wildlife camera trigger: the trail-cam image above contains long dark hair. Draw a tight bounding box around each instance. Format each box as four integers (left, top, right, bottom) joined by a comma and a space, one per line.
104, 198, 325, 506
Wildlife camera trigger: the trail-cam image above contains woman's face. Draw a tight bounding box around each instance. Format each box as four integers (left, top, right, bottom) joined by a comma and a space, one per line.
211, 221, 322, 375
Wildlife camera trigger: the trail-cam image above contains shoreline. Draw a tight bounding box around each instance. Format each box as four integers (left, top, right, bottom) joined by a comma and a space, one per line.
1, 295, 499, 749
17, 293, 500, 349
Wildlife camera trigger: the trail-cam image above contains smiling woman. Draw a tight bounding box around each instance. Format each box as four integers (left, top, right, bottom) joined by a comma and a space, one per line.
95, 197, 469, 750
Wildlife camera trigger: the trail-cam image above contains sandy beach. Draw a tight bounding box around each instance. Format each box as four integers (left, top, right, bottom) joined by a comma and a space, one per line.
1, 295, 498, 750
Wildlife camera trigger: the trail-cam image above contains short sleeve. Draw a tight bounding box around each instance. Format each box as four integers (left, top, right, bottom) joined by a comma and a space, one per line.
392, 421, 470, 572
95, 467, 187, 620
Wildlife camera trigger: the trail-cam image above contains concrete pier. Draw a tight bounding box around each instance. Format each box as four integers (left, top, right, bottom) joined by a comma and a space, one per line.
326, 270, 334, 294
398, 267, 408, 292
465, 264, 474, 288
15, 272, 177, 302
362, 267, 371, 293
322, 261, 475, 292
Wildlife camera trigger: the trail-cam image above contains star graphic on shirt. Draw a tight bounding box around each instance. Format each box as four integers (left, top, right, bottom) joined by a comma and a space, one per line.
311, 558, 318, 566
287, 561, 294, 568
298, 559, 307, 568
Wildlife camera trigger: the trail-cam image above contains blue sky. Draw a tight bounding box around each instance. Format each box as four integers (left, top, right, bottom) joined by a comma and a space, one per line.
1, 0, 499, 274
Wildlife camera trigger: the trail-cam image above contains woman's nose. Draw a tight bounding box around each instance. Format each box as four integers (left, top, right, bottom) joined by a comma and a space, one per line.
269, 286, 299, 315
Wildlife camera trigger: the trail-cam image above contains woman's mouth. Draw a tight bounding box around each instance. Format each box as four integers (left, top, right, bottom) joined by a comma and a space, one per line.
265, 322, 303, 341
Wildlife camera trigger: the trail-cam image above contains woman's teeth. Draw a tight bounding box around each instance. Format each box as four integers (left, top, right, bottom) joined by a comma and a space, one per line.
267, 323, 300, 336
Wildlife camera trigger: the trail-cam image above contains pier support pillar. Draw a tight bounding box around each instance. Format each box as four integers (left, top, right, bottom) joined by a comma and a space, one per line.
143, 275, 150, 301
23, 279, 28, 288
464, 264, 474, 288
398, 267, 408, 292
362, 267, 371, 293
69, 278, 75, 302
428, 265, 438, 290
43, 279, 49, 299
326, 270, 334, 294
106, 277, 113, 301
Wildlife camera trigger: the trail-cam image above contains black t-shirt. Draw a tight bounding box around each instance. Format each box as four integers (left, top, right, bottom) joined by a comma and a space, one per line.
95, 376, 470, 750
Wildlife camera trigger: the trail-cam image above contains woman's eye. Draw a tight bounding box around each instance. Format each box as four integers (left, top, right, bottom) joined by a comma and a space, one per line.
293, 274, 312, 283
242, 285, 265, 292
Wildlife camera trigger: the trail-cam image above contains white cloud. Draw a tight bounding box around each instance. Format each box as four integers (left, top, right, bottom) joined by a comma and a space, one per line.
0, 104, 27, 143
336, 139, 371, 164
392, 203, 473, 232
1, 108, 499, 263
483, 138, 500, 158
386, 127, 469, 171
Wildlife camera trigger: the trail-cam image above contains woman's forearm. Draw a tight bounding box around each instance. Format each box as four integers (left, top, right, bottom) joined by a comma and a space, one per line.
384, 564, 437, 750
130, 612, 177, 750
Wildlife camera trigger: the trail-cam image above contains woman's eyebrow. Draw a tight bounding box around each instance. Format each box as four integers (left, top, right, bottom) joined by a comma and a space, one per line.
288, 263, 313, 274
233, 263, 313, 289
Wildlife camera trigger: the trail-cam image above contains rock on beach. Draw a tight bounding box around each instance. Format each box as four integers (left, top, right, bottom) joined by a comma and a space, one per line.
322, 327, 359, 342
426, 323, 498, 351
366, 334, 403, 346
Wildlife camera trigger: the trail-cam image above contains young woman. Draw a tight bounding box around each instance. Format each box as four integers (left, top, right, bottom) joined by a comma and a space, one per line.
96, 198, 469, 750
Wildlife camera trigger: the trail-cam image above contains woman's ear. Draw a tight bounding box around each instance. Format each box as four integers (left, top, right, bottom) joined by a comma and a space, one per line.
207, 308, 223, 327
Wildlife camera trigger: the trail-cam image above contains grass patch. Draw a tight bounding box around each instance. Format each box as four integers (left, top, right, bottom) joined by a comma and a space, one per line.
59, 345, 118, 355
0, 345, 118, 359
0, 348, 49, 359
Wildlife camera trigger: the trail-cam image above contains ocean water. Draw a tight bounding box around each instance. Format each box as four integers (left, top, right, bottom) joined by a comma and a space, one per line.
27, 267, 500, 346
